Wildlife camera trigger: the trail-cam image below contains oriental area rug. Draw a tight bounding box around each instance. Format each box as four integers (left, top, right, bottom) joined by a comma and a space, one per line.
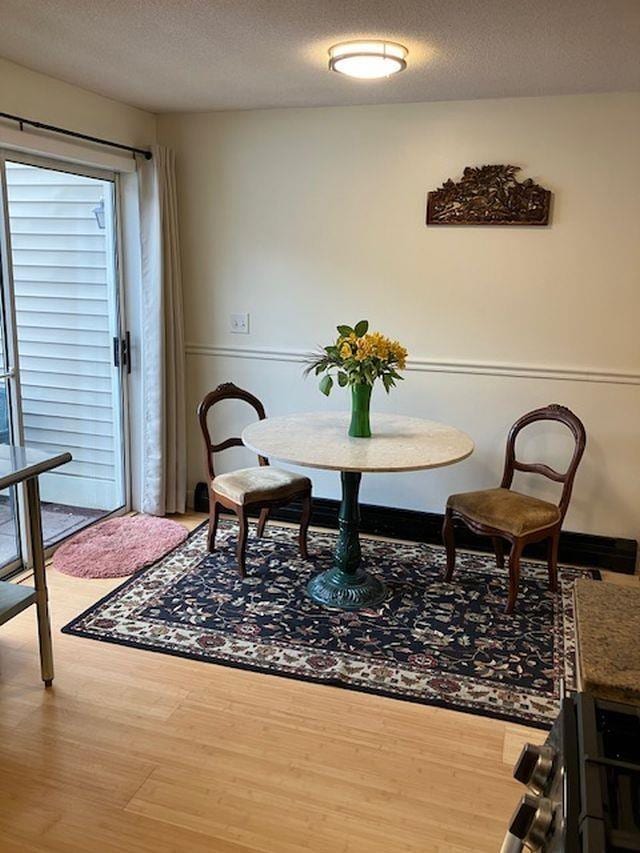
62, 520, 594, 728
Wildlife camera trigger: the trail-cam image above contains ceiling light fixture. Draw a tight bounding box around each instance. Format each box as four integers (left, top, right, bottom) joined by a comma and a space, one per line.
328, 40, 408, 80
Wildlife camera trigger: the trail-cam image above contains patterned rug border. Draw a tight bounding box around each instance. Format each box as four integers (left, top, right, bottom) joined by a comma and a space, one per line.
61, 519, 600, 730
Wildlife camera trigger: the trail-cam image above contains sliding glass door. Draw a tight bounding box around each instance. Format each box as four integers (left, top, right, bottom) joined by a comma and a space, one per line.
0, 151, 128, 573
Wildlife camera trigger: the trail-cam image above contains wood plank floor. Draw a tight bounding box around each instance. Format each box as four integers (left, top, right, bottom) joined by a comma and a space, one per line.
0, 512, 550, 852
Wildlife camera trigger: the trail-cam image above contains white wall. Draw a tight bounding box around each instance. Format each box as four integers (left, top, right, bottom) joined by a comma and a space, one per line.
158, 93, 640, 541
0, 57, 155, 149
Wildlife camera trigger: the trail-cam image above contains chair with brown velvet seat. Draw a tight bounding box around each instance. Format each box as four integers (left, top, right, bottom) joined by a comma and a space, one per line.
198, 382, 312, 576
442, 404, 586, 613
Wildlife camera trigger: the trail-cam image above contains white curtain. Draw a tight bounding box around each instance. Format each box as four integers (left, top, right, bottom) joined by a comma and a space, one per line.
138, 145, 187, 515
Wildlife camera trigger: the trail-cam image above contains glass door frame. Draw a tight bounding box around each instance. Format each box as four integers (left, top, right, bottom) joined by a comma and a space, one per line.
0, 159, 26, 575
0, 147, 131, 575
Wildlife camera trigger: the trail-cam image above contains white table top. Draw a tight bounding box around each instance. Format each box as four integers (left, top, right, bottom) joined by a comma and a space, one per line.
242, 413, 474, 473
0, 444, 72, 490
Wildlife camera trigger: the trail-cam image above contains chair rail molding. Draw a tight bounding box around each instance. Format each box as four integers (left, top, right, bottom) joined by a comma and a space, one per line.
185, 343, 640, 386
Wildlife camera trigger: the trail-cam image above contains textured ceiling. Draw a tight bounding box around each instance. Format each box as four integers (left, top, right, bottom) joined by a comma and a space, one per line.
0, 0, 639, 113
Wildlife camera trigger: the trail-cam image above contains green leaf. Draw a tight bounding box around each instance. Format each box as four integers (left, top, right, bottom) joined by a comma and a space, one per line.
337, 371, 348, 387
315, 363, 326, 375
336, 325, 353, 337
354, 319, 369, 337
382, 374, 392, 393
319, 374, 333, 396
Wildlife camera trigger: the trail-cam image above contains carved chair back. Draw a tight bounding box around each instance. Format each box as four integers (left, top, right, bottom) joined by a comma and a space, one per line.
198, 382, 268, 482
500, 404, 586, 521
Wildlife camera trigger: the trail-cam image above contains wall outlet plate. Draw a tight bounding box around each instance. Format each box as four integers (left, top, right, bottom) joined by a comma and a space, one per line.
230, 312, 249, 334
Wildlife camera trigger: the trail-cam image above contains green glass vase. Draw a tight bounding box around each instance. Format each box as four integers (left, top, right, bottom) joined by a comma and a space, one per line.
348, 383, 372, 438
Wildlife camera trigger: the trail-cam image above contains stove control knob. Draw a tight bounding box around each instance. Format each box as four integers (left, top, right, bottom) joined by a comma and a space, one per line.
514, 743, 555, 794
508, 794, 554, 852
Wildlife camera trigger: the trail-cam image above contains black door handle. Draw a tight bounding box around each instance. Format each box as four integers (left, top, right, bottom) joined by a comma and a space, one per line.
113, 333, 131, 374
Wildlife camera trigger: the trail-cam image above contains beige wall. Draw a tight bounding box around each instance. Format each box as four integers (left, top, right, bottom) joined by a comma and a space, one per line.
158, 93, 640, 541
0, 57, 155, 147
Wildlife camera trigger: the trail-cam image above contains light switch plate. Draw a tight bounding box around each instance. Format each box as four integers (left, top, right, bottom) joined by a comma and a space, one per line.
230, 312, 249, 334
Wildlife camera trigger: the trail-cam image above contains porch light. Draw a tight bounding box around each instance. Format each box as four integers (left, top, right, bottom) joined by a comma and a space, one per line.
92, 199, 105, 230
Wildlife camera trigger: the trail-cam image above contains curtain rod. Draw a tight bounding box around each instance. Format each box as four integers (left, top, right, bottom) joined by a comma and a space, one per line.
0, 111, 153, 160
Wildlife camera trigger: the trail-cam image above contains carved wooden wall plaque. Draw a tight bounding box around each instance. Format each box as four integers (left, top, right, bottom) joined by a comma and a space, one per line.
426, 165, 551, 226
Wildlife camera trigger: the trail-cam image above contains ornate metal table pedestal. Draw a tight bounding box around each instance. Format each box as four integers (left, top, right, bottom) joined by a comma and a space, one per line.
306, 471, 386, 610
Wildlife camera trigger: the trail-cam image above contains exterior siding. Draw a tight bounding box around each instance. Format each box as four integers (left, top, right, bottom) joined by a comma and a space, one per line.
5, 162, 123, 509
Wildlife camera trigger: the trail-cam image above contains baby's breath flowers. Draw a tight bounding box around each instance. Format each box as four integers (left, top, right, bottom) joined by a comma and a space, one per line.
306, 320, 407, 396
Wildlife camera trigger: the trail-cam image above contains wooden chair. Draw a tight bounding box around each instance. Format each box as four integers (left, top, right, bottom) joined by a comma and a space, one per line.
442, 404, 586, 613
198, 382, 312, 576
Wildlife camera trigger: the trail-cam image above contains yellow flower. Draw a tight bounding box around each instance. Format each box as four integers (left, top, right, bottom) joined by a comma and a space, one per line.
390, 340, 408, 369
356, 332, 395, 361
336, 327, 407, 370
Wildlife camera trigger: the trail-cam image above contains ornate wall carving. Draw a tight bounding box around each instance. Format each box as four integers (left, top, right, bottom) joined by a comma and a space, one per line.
426, 165, 551, 225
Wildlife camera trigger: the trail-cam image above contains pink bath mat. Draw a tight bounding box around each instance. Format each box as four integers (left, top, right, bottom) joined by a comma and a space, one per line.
52, 514, 189, 579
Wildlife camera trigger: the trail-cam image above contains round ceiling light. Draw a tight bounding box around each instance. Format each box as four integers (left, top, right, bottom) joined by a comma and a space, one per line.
328, 40, 408, 79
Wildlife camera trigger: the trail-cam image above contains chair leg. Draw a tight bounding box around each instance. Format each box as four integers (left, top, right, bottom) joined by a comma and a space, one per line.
299, 493, 311, 560
547, 532, 559, 592
207, 498, 221, 552
442, 508, 456, 581
506, 540, 524, 614
236, 508, 248, 578
256, 508, 269, 538
492, 537, 505, 570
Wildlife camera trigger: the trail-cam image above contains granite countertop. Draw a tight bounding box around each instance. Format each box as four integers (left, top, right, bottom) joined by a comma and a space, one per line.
574, 578, 640, 704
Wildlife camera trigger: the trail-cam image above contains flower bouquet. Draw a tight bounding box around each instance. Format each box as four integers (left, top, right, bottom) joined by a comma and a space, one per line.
306, 320, 407, 437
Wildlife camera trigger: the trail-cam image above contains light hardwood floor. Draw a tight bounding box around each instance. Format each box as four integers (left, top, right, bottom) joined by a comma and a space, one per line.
1, 512, 553, 852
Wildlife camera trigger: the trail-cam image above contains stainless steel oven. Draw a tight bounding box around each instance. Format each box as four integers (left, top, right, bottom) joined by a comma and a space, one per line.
500, 692, 640, 852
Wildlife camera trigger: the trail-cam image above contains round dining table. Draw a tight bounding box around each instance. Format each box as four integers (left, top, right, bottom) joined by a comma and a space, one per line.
242, 412, 474, 610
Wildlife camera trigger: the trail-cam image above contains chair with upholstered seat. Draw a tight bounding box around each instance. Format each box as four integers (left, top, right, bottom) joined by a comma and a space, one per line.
442, 404, 586, 613
198, 382, 312, 576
